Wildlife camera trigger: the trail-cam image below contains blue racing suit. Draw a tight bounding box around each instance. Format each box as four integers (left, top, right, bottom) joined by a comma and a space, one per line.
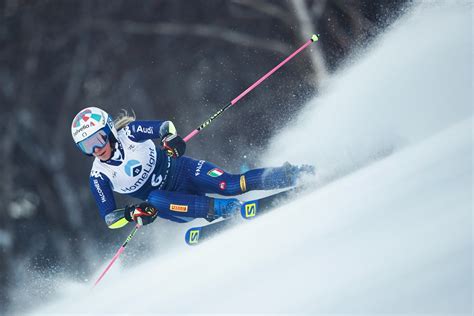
89, 120, 300, 227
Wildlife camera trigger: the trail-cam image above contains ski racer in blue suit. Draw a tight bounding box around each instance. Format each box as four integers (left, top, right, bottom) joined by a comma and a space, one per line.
71, 107, 314, 228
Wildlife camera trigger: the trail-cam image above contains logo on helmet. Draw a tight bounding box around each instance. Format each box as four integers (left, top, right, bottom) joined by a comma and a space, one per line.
72, 109, 104, 137
73, 109, 102, 127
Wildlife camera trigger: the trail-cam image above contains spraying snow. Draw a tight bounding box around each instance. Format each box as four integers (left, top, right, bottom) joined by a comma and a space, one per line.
264, 1, 472, 182
28, 1, 471, 315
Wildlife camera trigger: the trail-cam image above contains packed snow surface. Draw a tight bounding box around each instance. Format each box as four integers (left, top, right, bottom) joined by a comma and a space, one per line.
30, 1, 471, 315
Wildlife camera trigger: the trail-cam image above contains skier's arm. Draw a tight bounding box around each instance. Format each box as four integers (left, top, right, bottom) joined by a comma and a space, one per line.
89, 172, 128, 229
127, 120, 186, 157
125, 120, 178, 142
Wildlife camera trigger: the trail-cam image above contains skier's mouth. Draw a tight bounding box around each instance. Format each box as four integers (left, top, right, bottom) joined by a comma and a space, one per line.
95, 147, 107, 159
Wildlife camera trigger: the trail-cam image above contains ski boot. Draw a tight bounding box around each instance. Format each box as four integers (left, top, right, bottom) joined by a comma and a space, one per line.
207, 198, 242, 221
282, 162, 315, 185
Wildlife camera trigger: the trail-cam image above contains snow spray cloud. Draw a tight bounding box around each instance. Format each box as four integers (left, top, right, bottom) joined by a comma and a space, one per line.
263, 1, 472, 184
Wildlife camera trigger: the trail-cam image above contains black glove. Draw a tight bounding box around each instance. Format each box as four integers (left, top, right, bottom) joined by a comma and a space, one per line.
124, 202, 158, 226
161, 134, 186, 158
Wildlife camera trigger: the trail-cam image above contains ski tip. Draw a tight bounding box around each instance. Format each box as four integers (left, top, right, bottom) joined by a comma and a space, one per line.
185, 227, 202, 245
311, 34, 319, 42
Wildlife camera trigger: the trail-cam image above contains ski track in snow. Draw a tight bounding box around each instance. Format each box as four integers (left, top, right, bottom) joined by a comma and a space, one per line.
25, 1, 472, 315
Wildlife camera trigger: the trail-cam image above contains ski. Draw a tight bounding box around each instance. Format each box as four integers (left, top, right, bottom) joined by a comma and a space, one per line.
240, 187, 299, 219
184, 187, 301, 245
184, 217, 238, 245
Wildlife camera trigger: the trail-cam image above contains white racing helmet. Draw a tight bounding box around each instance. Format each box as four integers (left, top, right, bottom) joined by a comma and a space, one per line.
71, 107, 118, 155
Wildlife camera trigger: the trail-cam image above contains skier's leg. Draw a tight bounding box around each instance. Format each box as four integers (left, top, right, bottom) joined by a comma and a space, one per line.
154, 157, 314, 222
241, 162, 315, 192
188, 159, 315, 195
147, 189, 241, 222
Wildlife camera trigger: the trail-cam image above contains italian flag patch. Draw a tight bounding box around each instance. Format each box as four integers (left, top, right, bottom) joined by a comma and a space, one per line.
207, 168, 224, 177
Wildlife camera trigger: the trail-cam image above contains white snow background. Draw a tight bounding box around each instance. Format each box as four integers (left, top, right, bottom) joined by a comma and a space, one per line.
26, 1, 472, 315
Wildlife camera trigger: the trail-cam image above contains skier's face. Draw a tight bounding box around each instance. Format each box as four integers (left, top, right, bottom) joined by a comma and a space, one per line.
93, 141, 112, 161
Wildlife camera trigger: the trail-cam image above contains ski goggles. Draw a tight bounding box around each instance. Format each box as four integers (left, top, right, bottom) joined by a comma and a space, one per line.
77, 129, 109, 155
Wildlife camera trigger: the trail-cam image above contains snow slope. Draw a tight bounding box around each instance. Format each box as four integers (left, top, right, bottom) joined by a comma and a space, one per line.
29, 1, 472, 315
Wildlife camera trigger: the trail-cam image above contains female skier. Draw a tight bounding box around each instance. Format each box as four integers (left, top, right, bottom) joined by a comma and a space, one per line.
71, 107, 314, 228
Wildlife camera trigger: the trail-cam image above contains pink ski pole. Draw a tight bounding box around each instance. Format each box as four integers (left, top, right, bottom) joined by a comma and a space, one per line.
93, 224, 140, 288
184, 34, 319, 142
92, 34, 319, 288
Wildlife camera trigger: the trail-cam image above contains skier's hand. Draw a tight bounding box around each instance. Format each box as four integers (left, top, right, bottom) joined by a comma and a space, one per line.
124, 202, 158, 226
161, 134, 186, 158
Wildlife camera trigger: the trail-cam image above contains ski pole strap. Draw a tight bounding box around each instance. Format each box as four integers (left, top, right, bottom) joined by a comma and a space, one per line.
183, 34, 319, 143
93, 224, 141, 288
